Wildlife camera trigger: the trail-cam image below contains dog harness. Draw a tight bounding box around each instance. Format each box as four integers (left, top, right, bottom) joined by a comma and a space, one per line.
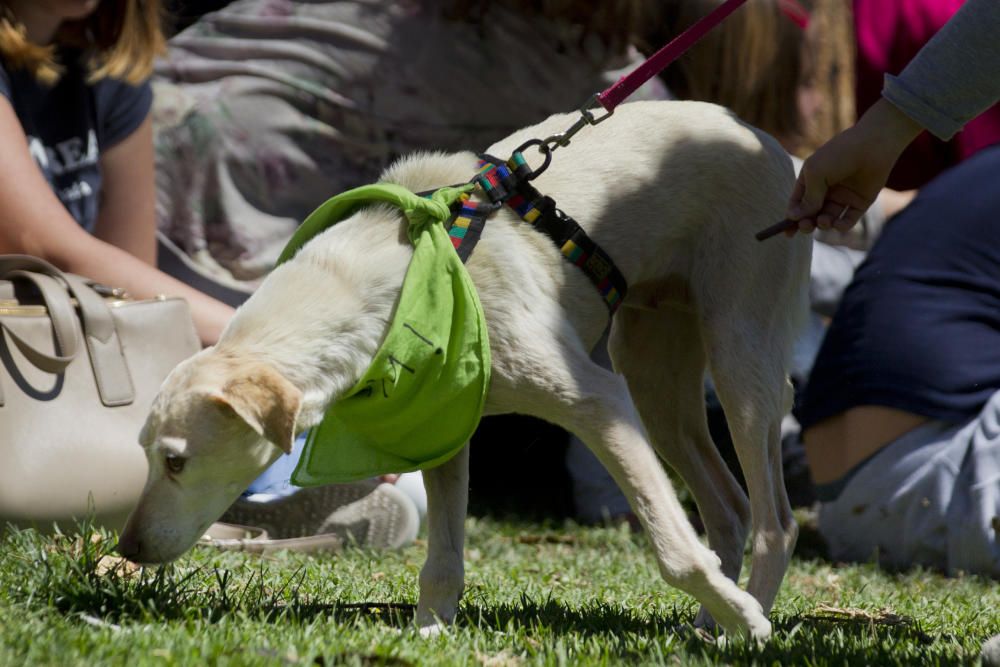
279, 154, 627, 484
459, 149, 628, 312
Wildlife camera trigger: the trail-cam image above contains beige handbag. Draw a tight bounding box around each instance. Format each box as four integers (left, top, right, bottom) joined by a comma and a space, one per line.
0, 255, 200, 532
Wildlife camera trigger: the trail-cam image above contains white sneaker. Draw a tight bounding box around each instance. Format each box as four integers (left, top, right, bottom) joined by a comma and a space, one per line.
220, 481, 419, 550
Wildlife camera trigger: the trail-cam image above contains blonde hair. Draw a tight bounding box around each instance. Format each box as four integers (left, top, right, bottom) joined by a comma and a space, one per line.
0, 0, 165, 85
801, 0, 854, 152
644, 0, 855, 154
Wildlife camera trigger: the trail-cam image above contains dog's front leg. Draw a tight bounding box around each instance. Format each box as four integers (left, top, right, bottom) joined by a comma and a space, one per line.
416, 443, 470, 635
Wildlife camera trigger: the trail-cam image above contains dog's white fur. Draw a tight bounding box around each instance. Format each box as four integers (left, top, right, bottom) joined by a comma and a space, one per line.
120, 101, 811, 640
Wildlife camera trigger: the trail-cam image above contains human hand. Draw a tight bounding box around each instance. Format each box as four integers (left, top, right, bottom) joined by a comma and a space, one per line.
785, 98, 923, 236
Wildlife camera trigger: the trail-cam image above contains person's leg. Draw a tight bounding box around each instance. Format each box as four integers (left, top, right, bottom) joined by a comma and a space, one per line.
945, 391, 1000, 576
817, 418, 958, 567
814, 405, 1000, 574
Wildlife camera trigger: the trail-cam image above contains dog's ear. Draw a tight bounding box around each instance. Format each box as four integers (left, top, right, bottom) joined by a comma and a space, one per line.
209, 363, 302, 454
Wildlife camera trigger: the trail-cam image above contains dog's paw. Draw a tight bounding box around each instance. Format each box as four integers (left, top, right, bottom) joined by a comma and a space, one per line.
415, 606, 454, 638
709, 594, 771, 643
711, 617, 771, 648
744, 614, 772, 643
734, 597, 772, 643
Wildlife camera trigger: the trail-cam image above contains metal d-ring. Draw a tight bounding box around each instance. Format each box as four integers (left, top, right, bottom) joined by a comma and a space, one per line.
513, 138, 553, 180
514, 94, 616, 180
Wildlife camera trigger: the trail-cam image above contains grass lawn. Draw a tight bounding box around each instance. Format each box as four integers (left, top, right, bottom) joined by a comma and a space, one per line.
1, 515, 997, 666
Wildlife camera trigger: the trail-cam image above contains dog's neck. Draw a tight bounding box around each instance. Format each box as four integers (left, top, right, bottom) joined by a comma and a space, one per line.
216, 213, 412, 427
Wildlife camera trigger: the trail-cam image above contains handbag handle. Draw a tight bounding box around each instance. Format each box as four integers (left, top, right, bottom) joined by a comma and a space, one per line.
0, 269, 79, 373
0, 255, 135, 407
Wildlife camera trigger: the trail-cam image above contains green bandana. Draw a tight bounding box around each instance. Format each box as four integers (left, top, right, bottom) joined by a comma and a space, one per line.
274, 183, 490, 485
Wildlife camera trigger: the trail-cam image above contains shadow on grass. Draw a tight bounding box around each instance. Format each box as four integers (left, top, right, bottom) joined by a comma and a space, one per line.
457, 596, 966, 664
25, 567, 973, 665
459, 593, 686, 636
1, 525, 416, 628
43, 558, 418, 628
755, 614, 966, 666
51, 568, 417, 628
3, 525, 972, 665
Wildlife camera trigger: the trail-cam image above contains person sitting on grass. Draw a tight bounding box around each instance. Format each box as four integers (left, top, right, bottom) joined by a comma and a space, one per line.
0, 0, 235, 346
797, 143, 1000, 576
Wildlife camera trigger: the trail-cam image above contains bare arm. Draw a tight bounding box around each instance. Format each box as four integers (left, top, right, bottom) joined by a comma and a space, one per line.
0, 97, 234, 345
786, 0, 1000, 234
785, 98, 923, 235
92, 114, 158, 264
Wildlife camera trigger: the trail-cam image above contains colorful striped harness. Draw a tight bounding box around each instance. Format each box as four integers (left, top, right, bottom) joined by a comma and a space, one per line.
444, 149, 628, 314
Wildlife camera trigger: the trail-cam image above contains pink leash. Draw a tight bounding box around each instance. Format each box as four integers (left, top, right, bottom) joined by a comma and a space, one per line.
528, 0, 795, 241
535, 0, 750, 152
597, 0, 750, 112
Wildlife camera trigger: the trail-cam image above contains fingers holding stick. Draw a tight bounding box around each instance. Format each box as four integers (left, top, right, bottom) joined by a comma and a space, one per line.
755, 208, 862, 241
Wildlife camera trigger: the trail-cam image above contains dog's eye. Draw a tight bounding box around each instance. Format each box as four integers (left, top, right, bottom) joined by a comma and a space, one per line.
165, 454, 186, 474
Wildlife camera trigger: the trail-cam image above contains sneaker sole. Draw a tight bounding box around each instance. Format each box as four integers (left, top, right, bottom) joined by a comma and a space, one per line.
320, 483, 420, 550
217, 482, 419, 551
221, 479, 379, 539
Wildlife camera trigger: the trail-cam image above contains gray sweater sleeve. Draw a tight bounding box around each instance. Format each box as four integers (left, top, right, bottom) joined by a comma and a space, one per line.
882, 0, 1000, 141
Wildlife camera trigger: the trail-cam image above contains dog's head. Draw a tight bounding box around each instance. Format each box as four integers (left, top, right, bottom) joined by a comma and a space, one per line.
118, 350, 301, 564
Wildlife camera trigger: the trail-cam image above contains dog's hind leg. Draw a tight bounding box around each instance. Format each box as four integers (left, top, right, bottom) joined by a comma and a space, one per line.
492, 331, 770, 639
608, 305, 750, 629
415, 443, 470, 634
703, 316, 798, 617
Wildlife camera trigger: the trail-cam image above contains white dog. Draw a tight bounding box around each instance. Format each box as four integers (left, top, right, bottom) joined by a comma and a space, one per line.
119, 100, 811, 640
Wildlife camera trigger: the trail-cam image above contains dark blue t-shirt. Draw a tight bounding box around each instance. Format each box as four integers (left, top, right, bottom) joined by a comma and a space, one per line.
797, 144, 1000, 430
0, 51, 152, 232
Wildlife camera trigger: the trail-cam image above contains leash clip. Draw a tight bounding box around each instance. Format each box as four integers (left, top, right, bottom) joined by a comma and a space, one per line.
541, 94, 615, 152
516, 95, 614, 181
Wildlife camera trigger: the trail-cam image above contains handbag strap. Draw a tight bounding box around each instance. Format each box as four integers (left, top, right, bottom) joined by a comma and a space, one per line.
62, 273, 135, 406
0, 255, 135, 407
0, 270, 79, 373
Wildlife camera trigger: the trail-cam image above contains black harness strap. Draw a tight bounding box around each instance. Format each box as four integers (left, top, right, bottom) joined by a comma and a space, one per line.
443, 194, 497, 264
432, 149, 629, 315
471, 152, 628, 313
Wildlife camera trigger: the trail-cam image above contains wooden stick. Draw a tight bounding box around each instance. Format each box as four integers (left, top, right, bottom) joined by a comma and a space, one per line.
755, 218, 798, 241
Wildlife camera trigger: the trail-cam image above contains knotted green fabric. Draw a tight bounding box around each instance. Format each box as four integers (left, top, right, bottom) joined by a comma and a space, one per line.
274, 183, 491, 484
